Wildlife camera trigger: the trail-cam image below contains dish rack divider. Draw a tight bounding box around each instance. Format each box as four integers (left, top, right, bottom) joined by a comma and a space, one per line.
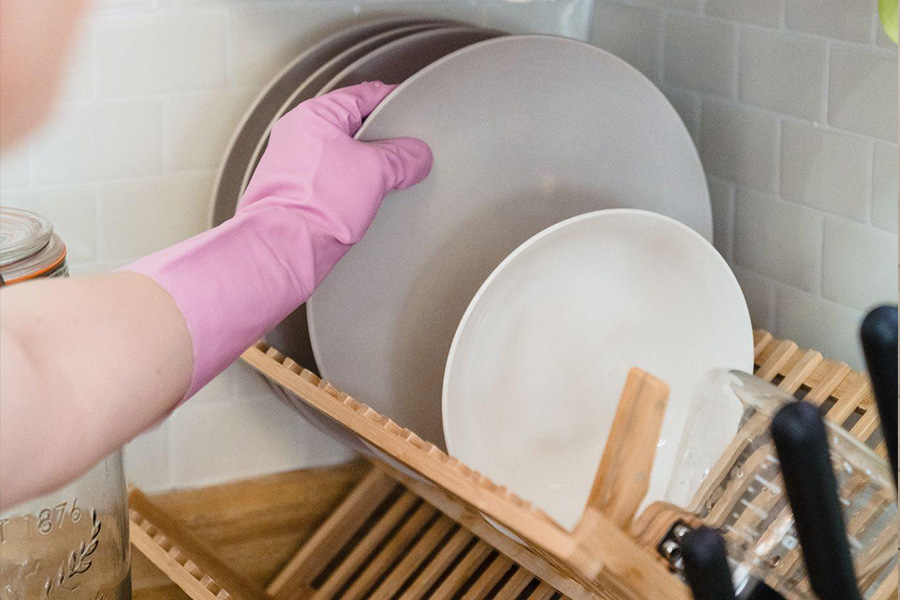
129, 330, 896, 600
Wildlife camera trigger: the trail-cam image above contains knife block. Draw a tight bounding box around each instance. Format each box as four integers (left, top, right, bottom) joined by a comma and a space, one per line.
130, 330, 896, 600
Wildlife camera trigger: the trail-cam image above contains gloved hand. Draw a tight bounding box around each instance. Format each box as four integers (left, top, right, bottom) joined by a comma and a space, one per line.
125, 81, 432, 399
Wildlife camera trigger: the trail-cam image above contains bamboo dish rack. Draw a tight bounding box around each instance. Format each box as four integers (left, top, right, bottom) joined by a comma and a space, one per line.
130, 330, 897, 600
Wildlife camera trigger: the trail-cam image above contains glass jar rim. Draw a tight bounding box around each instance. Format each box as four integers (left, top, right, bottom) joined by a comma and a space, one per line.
0, 207, 67, 285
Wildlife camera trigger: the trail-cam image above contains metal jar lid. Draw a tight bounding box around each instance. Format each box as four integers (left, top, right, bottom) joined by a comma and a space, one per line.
0, 207, 68, 285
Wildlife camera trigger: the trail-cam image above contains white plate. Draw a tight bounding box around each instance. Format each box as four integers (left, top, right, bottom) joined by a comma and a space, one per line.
443, 209, 753, 531
307, 35, 713, 449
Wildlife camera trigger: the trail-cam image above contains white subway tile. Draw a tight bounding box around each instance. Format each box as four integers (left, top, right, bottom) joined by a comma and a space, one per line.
699, 99, 780, 192
68, 261, 128, 277
822, 217, 898, 311
705, 0, 783, 27
124, 422, 171, 493
228, 5, 356, 86
590, 3, 661, 79
664, 14, 737, 97
0, 186, 98, 263
189, 360, 274, 407
0, 147, 30, 189
828, 46, 899, 142
168, 393, 353, 487
661, 85, 701, 143
473, 0, 593, 38
708, 176, 735, 261
871, 142, 898, 233
738, 28, 827, 121
188, 368, 234, 408
733, 265, 775, 330
776, 285, 865, 370
95, 12, 227, 97
30, 100, 162, 184
733, 187, 823, 292
97, 172, 212, 260
164, 89, 255, 171
780, 120, 872, 221
785, 0, 875, 43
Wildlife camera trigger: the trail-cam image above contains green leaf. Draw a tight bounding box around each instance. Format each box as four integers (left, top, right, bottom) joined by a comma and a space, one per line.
879, 0, 898, 44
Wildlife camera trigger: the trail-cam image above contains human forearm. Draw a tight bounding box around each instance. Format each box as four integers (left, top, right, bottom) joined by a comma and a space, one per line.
0, 271, 192, 508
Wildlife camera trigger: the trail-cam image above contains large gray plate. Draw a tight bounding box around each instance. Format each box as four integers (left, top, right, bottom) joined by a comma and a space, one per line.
307, 35, 713, 448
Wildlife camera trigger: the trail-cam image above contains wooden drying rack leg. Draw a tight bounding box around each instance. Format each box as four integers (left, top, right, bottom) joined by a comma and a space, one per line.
129, 488, 271, 600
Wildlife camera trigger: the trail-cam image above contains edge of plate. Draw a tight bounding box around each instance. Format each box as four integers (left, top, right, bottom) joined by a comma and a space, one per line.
208, 17, 450, 228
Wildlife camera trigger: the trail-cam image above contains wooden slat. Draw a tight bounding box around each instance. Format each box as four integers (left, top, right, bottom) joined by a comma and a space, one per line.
367, 516, 457, 600
461, 555, 514, 600
267, 468, 398, 600
130, 521, 223, 600
753, 330, 774, 359
427, 543, 495, 598
311, 492, 419, 600
824, 374, 871, 425
129, 489, 269, 600
494, 569, 536, 600
776, 349, 823, 393
396, 527, 476, 600
380, 464, 603, 600
576, 369, 668, 532
755, 340, 798, 381
338, 502, 438, 600
868, 565, 898, 600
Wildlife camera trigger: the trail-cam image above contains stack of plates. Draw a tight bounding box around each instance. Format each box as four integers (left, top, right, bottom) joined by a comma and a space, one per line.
211, 18, 504, 370
213, 22, 755, 531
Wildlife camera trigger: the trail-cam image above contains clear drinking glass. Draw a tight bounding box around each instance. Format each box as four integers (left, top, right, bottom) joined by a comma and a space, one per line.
666, 370, 897, 599
1, 206, 131, 599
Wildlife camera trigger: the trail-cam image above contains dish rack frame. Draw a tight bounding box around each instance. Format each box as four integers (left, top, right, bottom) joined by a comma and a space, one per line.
130, 330, 896, 600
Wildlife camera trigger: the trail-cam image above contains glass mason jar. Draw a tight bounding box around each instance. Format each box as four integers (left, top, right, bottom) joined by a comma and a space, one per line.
666, 369, 897, 600
0, 207, 132, 600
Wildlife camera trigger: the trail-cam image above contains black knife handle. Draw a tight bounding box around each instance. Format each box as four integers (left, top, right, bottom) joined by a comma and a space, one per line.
771, 401, 861, 600
860, 305, 898, 479
681, 526, 736, 600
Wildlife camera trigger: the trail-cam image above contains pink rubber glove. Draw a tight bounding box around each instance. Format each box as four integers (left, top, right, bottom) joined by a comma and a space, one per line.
125, 82, 432, 399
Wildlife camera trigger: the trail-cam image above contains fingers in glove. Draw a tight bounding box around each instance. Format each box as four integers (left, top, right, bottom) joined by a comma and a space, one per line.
308, 81, 397, 135
369, 136, 434, 191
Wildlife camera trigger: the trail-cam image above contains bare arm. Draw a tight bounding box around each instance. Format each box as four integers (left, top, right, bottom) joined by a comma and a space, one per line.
0, 272, 192, 509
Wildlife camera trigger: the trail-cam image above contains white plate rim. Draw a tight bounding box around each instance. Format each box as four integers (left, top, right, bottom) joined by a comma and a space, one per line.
440, 207, 752, 487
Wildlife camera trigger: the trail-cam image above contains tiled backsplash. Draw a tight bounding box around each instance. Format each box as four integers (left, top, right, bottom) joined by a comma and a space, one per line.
0, 0, 896, 492
591, 0, 898, 368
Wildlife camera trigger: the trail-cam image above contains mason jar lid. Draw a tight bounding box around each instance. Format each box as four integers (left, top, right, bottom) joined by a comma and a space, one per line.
0, 207, 68, 285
